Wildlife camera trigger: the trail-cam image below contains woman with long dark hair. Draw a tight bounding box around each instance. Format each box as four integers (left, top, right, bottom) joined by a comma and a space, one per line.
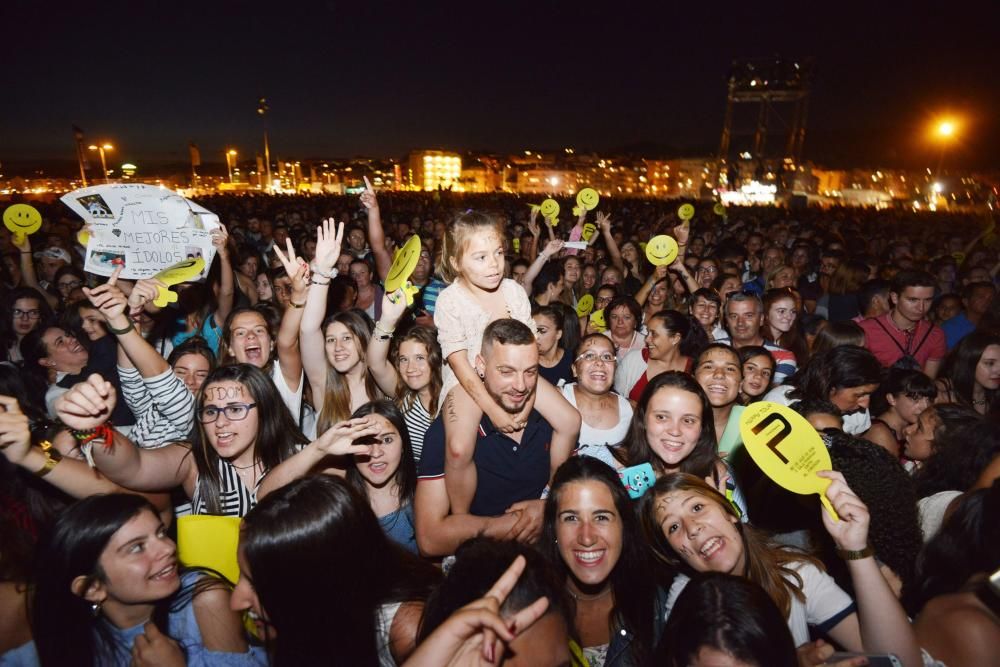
1, 494, 261, 666
935, 331, 1000, 415
863, 368, 937, 460
54, 364, 307, 517
258, 400, 420, 552
615, 310, 706, 403
231, 474, 440, 665
764, 345, 882, 436
0, 287, 53, 363
540, 457, 669, 666
638, 473, 922, 666
367, 290, 443, 464
654, 573, 798, 667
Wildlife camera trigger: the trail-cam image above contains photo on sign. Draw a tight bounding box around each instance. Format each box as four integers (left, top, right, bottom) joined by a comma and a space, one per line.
93, 251, 126, 269
185, 246, 204, 261
75, 194, 115, 219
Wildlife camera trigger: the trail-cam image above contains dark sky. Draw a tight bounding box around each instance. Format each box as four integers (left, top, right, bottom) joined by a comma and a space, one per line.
3, 0, 998, 171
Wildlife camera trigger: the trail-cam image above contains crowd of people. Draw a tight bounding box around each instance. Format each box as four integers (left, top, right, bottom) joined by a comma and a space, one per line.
1, 185, 999, 666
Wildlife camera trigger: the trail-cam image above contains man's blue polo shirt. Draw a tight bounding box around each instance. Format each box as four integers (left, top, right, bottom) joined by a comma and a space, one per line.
418, 409, 552, 517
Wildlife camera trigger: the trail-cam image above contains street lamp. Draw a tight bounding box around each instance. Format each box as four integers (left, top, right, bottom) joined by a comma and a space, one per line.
225, 149, 237, 183
88, 143, 114, 183
931, 117, 959, 178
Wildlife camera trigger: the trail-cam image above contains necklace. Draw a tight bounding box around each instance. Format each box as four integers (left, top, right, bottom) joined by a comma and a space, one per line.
567, 585, 612, 602
232, 460, 257, 471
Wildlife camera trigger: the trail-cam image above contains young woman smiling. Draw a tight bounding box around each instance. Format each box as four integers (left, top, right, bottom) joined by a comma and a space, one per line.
562, 334, 633, 469
1, 494, 262, 666
367, 290, 442, 464
639, 473, 923, 666
541, 457, 670, 667
56, 365, 308, 517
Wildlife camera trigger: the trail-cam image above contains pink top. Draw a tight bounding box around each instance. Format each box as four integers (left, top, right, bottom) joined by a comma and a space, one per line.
434, 278, 536, 414
857, 313, 946, 369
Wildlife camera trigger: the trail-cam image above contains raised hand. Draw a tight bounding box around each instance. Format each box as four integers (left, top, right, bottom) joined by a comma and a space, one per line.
211, 223, 230, 259
596, 211, 612, 233
672, 221, 690, 246
380, 288, 409, 327
55, 374, 117, 431
312, 417, 381, 457
817, 470, 870, 552
360, 176, 379, 211
0, 395, 32, 465
83, 266, 129, 324
313, 218, 345, 274
401, 555, 550, 666
527, 210, 540, 238
540, 239, 564, 260
127, 278, 165, 316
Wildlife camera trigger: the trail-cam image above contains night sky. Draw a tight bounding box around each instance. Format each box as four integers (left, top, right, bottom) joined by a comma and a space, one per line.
3, 0, 998, 172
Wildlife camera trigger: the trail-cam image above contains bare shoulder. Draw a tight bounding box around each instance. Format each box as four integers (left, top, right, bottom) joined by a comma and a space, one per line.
389, 600, 425, 663
191, 579, 249, 652
915, 592, 1000, 664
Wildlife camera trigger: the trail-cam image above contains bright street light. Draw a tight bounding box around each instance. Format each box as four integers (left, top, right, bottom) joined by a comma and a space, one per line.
88, 143, 114, 183
937, 121, 955, 138
225, 149, 238, 183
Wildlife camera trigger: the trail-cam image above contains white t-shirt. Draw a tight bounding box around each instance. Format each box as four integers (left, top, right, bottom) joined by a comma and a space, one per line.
270, 359, 304, 429
666, 561, 855, 647
562, 383, 632, 469
764, 385, 871, 435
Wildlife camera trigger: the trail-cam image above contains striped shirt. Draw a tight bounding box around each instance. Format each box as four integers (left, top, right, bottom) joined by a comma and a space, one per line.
402, 395, 433, 465
716, 337, 797, 385
118, 367, 195, 449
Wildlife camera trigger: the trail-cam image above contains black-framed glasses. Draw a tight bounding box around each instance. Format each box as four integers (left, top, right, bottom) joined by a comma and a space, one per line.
58, 280, 83, 291
13, 308, 41, 320
199, 403, 258, 423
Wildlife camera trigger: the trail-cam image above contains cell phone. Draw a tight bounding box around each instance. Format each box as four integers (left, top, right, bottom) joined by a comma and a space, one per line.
618, 463, 655, 499
829, 653, 901, 667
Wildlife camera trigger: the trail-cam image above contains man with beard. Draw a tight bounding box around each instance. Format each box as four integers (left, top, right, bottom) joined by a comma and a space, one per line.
414, 319, 554, 557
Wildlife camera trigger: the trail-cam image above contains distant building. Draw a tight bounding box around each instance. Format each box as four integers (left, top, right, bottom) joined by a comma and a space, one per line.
409, 150, 461, 191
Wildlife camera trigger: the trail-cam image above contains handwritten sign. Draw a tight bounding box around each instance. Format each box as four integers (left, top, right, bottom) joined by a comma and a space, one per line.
60, 184, 219, 280
739, 402, 839, 520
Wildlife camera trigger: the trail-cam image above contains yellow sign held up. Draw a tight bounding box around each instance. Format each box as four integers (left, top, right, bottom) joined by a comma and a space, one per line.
177, 515, 242, 583
644, 235, 678, 266
739, 402, 839, 521
677, 203, 695, 221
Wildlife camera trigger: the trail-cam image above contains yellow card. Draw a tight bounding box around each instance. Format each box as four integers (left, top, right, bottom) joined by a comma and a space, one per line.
739, 402, 838, 520
589, 308, 606, 332
513, 237, 521, 253
581, 222, 597, 241
713, 202, 726, 216
645, 235, 678, 266
176, 515, 242, 583
540, 199, 560, 221
385, 235, 422, 292
572, 188, 600, 216
677, 203, 695, 221
3, 203, 42, 245
152, 257, 206, 307
576, 293, 594, 317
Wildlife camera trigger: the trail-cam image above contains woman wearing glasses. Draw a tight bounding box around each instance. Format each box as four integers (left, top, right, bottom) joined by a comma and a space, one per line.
562, 334, 633, 469
1, 287, 53, 363
52, 364, 308, 517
